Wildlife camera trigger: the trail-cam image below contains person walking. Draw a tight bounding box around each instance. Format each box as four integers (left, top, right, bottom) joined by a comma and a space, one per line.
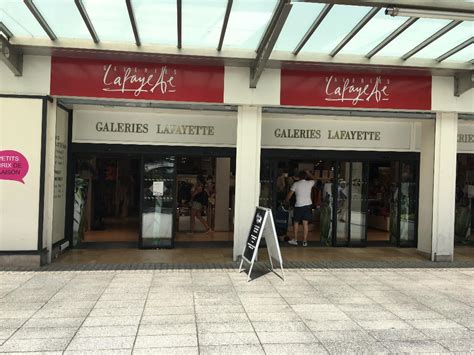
190, 183, 213, 234
285, 170, 315, 247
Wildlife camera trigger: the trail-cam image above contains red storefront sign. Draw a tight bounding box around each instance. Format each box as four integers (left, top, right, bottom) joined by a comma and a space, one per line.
281, 69, 432, 110
50, 57, 224, 103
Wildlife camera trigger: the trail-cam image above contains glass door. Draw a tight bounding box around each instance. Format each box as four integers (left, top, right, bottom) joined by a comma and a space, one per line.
141, 156, 176, 248
349, 162, 368, 246
399, 161, 417, 247
333, 161, 368, 246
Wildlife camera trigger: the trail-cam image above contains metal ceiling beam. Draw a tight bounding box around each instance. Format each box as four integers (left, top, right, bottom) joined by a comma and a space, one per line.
302, 1, 474, 13
23, 0, 56, 41
9, 37, 473, 73
0, 35, 23, 76
330, 7, 379, 57
454, 72, 473, 97
293, 4, 332, 55
250, 0, 292, 88
366, 17, 418, 59
256, 0, 287, 55
437, 37, 474, 62
126, 0, 140, 46
75, 0, 99, 44
0, 22, 14, 40
177, 0, 182, 49
217, 0, 233, 51
402, 20, 462, 60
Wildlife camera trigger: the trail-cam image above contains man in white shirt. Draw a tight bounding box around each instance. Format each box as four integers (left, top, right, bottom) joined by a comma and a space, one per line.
285, 170, 315, 247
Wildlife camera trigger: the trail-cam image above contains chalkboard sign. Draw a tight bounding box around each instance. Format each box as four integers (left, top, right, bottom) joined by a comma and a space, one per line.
239, 207, 284, 282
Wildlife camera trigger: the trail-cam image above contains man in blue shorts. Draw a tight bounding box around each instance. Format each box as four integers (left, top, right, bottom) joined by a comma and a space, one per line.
285, 170, 315, 247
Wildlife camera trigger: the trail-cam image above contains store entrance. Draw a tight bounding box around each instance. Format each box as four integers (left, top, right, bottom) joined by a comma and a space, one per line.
73, 155, 141, 246
260, 151, 418, 248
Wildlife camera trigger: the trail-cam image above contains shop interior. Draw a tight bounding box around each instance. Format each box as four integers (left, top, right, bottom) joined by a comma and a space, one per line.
72, 154, 235, 248
455, 154, 474, 245
175, 156, 235, 244
260, 158, 416, 247
73, 156, 141, 246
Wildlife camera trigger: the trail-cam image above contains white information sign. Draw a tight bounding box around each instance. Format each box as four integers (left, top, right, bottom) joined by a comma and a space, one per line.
73, 109, 237, 147
262, 115, 414, 151
239, 207, 284, 282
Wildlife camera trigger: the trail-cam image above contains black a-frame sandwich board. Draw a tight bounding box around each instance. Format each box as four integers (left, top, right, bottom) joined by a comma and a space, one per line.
239, 207, 284, 282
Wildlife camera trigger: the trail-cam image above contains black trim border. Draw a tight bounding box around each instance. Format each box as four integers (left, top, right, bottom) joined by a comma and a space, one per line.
0, 93, 53, 102
37, 98, 48, 251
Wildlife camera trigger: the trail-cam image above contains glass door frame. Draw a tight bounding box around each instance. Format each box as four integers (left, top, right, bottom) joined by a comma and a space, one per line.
260, 149, 420, 249
332, 160, 369, 247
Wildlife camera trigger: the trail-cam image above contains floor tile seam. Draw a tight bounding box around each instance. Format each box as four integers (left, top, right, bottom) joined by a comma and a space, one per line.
224, 272, 266, 354
189, 270, 201, 355
0, 273, 36, 300
1, 273, 79, 347
63, 272, 117, 351
264, 272, 328, 352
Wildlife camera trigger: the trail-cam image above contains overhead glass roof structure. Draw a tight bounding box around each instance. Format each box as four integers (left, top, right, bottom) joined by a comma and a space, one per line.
0, 0, 472, 82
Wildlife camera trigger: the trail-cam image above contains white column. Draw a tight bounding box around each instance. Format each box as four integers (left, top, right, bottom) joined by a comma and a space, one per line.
418, 112, 458, 261
233, 105, 262, 261
42, 99, 58, 264
417, 120, 435, 256
432, 112, 458, 261
214, 157, 230, 231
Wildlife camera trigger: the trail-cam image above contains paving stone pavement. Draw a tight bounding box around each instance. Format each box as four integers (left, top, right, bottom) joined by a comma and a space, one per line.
0, 267, 473, 354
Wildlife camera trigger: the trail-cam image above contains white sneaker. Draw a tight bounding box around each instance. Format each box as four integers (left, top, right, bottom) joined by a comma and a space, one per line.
302, 241, 308, 247
288, 239, 298, 246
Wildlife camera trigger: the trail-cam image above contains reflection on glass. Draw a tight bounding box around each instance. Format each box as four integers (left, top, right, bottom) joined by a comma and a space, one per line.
413, 22, 474, 61
34, 0, 91, 39
377, 18, 450, 57
223, 0, 277, 49
259, 159, 273, 208
302, 5, 372, 53
274, 3, 324, 51
389, 162, 400, 244
183, 0, 227, 48
134, 0, 176, 45
335, 162, 350, 243
82, 0, 134, 42
350, 162, 366, 243
142, 157, 175, 248
339, 11, 408, 55
399, 162, 416, 244
455, 154, 474, 244
0, 0, 48, 37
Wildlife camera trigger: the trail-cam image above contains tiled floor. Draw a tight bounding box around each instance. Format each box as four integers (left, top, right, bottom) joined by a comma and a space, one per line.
0, 267, 473, 354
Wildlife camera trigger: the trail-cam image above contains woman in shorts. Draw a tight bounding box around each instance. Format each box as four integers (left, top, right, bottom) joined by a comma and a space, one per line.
190, 183, 213, 233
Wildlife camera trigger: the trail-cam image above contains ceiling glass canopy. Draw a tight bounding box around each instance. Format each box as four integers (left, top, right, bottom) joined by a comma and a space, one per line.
0, 0, 472, 67
34, 0, 90, 39
302, 5, 373, 53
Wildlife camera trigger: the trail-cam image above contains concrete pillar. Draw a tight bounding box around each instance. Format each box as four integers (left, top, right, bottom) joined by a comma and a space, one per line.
233, 105, 262, 261
214, 157, 230, 231
432, 112, 458, 261
417, 121, 435, 256
418, 112, 458, 261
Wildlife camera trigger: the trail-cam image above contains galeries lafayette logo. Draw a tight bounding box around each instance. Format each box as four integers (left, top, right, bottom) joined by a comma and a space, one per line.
102, 64, 176, 97
281, 69, 431, 110
50, 57, 224, 103
325, 75, 389, 105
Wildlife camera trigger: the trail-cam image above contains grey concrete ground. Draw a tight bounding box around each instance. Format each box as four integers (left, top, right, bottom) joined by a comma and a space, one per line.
0, 267, 473, 354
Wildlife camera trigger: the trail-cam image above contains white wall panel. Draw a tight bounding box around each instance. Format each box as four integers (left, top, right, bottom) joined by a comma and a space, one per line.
0, 56, 51, 95
0, 98, 42, 250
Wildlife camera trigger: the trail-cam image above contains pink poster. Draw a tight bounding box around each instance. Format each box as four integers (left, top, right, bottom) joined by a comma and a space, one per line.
0, 150, 29, 184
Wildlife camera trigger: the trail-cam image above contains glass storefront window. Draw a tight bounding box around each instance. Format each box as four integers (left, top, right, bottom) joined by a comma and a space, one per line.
142, 157, 175, 248
399, 161, 417, 245
455, 154, 474, 245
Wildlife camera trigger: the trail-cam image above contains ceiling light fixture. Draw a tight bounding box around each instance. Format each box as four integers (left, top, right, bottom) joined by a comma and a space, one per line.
385, 7, 474, 22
